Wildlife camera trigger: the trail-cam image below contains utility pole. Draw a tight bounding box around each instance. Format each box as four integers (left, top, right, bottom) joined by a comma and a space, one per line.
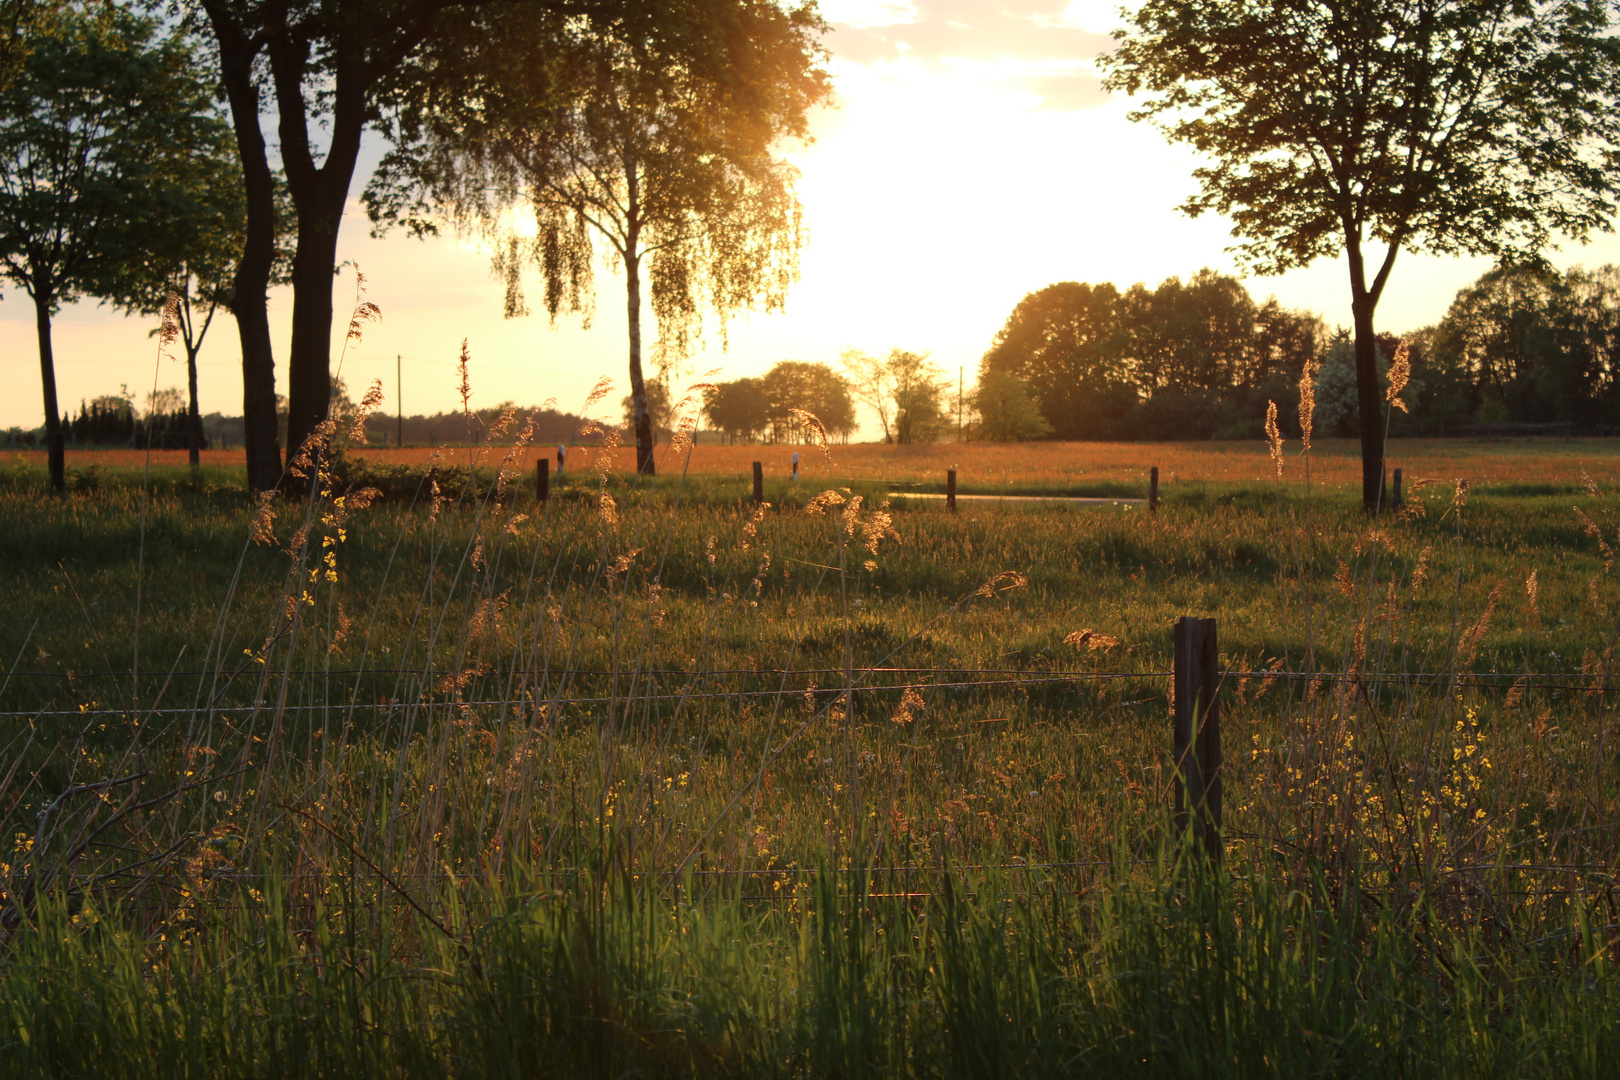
396, 354, 403, 448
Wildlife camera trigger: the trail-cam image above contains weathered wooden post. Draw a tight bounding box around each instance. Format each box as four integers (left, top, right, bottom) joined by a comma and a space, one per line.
947, 468, 957, 513
557, 444, 567, 474
1149, 467, 1159, 515
752, 461, 764, 505
1172, 616, 1222, 862
1391, 467, 1402, 510
791, 451, 800, 482
536, 457, 549, 504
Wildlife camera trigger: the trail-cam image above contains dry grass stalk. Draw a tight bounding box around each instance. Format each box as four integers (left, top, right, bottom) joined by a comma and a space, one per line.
1063, 629, 1121, 652
1264, 399, 1283, 477
1298, 361, 1317, 453
1386, 340, 1411, 413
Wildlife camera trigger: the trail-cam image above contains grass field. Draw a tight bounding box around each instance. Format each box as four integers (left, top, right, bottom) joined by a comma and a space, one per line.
3, 435, 1620, 1076
11, 433, 1620, 491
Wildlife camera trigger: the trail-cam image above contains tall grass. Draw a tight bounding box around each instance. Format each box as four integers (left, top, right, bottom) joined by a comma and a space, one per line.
2, 383, 1620, 1074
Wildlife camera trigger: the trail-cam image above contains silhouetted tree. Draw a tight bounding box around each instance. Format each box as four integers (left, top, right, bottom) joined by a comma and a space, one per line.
1107, 0, 1620, 506
368, 1, 831, 475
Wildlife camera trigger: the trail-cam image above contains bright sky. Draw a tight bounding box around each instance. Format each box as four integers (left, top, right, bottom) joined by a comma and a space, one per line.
5, 0, 1619, 434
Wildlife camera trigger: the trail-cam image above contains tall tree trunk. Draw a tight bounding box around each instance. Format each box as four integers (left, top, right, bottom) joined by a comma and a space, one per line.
186, 340, 202, 467
624, 197, 655, 476
204, 0, 282, 491
34, 291, 63, 492
282, 207, 342, 477
273, 32, 366, 494
1345, 232, 1387, 510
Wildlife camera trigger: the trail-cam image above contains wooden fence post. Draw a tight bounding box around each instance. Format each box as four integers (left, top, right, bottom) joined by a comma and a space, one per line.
1172, 615, 1222, 862
536, 458, 549, 504
752, 461, 763, 505
1150, 467, 1159, 515
557, 445, 566, 474
947, 468, 957, 513
1392, 467, 1402, 510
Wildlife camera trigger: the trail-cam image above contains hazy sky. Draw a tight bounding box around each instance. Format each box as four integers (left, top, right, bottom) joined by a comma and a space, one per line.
5, 0, 1618, 433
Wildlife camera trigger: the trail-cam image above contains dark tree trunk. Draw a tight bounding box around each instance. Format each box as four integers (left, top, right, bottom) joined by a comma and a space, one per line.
273, 30, 366, 494
1352, 299, 1385, 509
1346, 231, 1394, 510
186, 341, 202, 467
282, 209, 342, 474
34, 291, 63, 492
204, 0, 282, 491
624, 203, 655, 476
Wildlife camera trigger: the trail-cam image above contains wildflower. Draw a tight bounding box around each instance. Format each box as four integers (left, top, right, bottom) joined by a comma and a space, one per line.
1526, 569, 1540, 627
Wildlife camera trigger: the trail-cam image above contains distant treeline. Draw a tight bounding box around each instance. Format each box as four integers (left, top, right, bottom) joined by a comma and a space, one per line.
981, 269, 1325, 442
5, 392, 592, 451
982, 264, 1620, 441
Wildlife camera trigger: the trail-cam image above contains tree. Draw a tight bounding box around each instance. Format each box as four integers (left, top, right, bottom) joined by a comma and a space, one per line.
978, 281, 1135, 439
889, 349, 947, 445
839, 348, 896, 442
1124, 269, 1257, 394
1104, 0, 1620, 507
763, 360, 855, 442
99, 129, 292, 468
368, 1, 831, 475
622, 376, 672, 439
0, 3, 239, 491
195, 0, 509, 489
702, 377, 771, 443
971, 369, 1053, 442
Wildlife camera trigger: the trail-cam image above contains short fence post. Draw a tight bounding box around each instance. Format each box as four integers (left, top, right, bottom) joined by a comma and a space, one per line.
947, 468, 957, 513
752, 461, 764, 505
536, 458, 549, 504
791, 452, 800, 482
1149, 467, 1159, 515
557, 444, 566, 474
1172, 615, 1222, 863
1392, 467, 1402, 510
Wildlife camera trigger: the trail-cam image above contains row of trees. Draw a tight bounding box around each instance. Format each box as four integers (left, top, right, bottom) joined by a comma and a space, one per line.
699, 361, 857, 444
3, 0, 829, 491
979, 270, 1322, 441
1409, 263, 1620, 432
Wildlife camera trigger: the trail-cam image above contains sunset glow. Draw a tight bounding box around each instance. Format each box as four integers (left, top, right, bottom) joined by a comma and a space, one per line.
4, 0, 1618, 433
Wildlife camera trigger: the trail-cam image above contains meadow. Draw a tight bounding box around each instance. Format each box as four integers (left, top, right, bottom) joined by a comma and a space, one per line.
1, 435, 1619, 1077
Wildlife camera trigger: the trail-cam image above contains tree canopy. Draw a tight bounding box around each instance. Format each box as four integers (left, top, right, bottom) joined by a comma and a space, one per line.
980, 272, 1320, 440
1104, 0, 1620, 506
368, 0, 831, 475
701, 361, 854, 444
0, 2, 238, 490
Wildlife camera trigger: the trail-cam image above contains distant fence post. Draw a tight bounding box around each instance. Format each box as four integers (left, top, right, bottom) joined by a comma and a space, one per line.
1391, 467, 1402, 511
752, 461, 764, 505
947, 468, 957, 513
537, 458, 549, 504
1149, 467, 1159, 515
557, 445, 566, 474
791, 452, 800, 482
1172, 615, 1222, 863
